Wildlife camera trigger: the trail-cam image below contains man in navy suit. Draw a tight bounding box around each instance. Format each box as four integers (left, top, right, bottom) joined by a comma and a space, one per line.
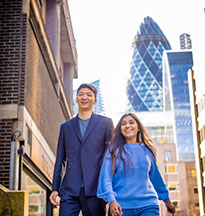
49, 83, 114, 216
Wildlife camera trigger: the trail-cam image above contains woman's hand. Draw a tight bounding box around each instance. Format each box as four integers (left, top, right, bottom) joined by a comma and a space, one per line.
110, 201, 122, 216
165, 200, 176, 216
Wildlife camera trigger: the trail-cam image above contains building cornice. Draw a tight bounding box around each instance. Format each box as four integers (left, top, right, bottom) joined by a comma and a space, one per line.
60, 0, 78, 78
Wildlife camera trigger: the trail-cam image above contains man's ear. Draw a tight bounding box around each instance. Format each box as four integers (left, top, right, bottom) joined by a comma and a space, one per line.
94, 98, 97, 104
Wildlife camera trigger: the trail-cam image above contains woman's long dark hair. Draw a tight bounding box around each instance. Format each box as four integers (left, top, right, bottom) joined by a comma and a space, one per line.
109, 113, 156, 174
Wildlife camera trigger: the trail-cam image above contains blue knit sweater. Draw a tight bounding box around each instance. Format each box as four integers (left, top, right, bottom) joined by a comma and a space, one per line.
97, 143, 170, 209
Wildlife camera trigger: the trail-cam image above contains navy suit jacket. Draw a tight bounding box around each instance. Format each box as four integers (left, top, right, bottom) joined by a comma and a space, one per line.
52, 113, 114, 196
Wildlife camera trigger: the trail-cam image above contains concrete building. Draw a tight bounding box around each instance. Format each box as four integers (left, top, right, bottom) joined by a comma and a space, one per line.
153, 139, 199, 215
186, 7, 205, 216
189, 69, 205, 215
0, 0, 77, 215
180, 33, 192, 50
137, 112, 199, 215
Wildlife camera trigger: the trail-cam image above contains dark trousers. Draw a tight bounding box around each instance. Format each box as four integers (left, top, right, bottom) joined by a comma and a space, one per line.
59, 187, 106, 216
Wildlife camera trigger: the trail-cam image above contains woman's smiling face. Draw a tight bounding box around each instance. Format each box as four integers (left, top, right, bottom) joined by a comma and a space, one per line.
120, 115, 139, 143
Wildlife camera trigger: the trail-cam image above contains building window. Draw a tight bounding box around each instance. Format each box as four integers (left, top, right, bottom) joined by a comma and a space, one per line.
195, 202, 200, 210
194, 186, 198, 194
165, 164, 178, 174
165, 151, 172, 161
149, 126, 174, 144
192, 170, 196, 178
172, 201, 180, 210
29, 205, 39, 214
27, 126, 32, 157
198, 96, 205, 115
166, 183, 179, 192
200, 125, 205, 143
22, 168, 46, 216
202, 157, 205, 173
28, 128, 32, 145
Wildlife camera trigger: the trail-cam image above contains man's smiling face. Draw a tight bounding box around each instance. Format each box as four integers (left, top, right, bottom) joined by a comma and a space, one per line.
76, 87, 97, 111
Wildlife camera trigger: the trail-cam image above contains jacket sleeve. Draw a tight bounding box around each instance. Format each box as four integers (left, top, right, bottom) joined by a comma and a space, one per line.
149, 151, 170, 203
97, 150, 116, 204
52, 125, 66, 192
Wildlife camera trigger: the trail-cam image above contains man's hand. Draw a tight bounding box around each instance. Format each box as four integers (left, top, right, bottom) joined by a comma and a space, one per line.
109, 201, 122, 216
165, 200, 176, 216
49, 190, 59, 205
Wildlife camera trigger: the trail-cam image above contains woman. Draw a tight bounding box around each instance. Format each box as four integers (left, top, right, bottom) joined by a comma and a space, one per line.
97, 113, 176, 216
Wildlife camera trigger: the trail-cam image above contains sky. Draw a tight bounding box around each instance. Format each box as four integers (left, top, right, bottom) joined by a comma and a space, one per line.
68, 0, 205, 121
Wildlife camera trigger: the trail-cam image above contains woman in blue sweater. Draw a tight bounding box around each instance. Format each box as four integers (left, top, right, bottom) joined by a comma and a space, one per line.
97, 113, 175, 216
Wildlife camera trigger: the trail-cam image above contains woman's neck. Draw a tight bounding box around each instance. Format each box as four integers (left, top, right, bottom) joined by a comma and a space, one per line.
126, 138, 137, 144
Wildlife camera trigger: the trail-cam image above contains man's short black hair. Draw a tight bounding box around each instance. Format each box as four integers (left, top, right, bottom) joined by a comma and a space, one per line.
77, 83, 97, 97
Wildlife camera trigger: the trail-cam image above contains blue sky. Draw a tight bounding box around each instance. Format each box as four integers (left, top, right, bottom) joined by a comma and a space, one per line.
68, 0, 205, 118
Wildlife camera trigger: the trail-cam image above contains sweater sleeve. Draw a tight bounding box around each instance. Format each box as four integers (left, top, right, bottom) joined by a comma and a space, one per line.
97, 150, 116, 204
148, 151, 170, 203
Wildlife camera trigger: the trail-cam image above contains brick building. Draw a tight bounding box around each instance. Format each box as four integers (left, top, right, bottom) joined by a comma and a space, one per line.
136, 111, 199, 216
0, 0, 77, 215
154, 141, 199, 215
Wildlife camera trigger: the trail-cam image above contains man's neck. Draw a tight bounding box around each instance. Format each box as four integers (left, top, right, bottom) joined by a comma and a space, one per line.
78, 109, 93, 120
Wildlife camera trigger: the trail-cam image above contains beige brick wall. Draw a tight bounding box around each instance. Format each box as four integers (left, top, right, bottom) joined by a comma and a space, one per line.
25, 22, 66, 155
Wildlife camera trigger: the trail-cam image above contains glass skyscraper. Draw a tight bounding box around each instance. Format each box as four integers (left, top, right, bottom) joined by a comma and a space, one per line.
163, 51, 194, 161
127, 16, 171, 112
73, 80, 105, 115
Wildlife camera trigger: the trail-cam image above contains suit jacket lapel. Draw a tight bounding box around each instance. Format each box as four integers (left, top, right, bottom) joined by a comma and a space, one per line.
71, 115, 83, 143
83, 113, 98, 143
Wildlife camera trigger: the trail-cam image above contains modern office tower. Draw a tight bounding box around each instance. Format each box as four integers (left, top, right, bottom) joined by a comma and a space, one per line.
163, 51, 194, 161
180, 33, 192, 49
127, 16, 171, 112
73, 80, 105, 115
189, 69, 205, 215
90, 80, 105, 114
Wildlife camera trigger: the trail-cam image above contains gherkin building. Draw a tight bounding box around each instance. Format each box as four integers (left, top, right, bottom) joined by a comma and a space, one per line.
127, 16, 171, 112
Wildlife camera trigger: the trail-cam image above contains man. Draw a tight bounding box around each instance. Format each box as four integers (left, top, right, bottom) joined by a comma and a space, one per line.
49, 83, 114, 216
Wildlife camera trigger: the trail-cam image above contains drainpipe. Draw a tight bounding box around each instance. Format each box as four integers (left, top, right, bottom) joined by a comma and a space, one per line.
17, 140, 24, 190
9, 130, 21, 190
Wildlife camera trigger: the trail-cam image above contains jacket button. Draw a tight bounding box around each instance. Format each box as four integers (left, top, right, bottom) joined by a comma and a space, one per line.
70, 154, 73, 158
68, 165, 71, 169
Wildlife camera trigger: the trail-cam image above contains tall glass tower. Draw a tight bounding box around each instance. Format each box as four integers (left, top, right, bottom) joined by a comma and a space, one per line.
163, 51, 194, 161
127, 16, 171, 112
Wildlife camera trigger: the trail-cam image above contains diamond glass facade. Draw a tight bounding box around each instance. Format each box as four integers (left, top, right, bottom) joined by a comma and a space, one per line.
127, 16, 171, 111
163, 51, 194, 161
